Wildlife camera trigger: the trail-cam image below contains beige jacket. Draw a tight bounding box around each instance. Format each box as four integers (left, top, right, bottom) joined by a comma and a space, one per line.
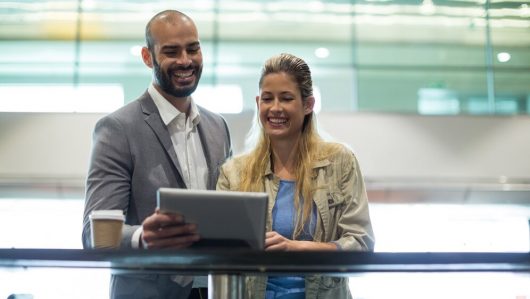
216, 142, 375, 299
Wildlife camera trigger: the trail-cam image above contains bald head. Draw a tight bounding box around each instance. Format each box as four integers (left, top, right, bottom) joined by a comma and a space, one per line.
145, 10, 195, 50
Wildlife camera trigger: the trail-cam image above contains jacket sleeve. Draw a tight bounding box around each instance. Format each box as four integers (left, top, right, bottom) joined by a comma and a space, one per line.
333, 150, 375, 251
81, 115, 139, 249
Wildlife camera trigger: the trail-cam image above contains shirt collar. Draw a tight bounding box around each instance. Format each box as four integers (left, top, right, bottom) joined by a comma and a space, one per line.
148, 83, 201, 126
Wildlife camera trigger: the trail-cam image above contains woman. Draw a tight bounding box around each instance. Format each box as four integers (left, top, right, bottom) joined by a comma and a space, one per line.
216, 53, 375, 299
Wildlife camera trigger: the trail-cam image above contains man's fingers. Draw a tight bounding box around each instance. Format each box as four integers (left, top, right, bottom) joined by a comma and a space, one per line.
156, 223, 198, 238
145, 234, 200, 249
142, 222, 199, 247
143, 213, 185, 230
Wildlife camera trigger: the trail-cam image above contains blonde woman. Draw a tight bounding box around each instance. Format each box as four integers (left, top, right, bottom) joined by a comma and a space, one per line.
217, 53, 375, 299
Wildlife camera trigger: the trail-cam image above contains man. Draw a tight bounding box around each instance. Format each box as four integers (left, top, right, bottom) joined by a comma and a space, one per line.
81, 10, 232, 299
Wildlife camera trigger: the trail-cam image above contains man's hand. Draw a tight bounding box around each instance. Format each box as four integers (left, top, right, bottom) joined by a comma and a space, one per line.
141, 208, 200, 249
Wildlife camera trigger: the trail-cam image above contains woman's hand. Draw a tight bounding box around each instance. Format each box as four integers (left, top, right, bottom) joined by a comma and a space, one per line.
265, 231, 339, 251
265, 231, 295, 251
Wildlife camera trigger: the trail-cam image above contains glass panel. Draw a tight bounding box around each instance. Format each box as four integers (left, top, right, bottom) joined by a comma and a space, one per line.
2, 268, 530, 299
77, 41, 148, 104
490, 0, 530, 115
2, 198, 529, 252
0, 40, 76, 85
214, 0, 355, 112
349, 272, 530, 299
357, 68, 488, 113
0, 0, 527, 114
1, 267, 110, 299
354, 0, 490, 114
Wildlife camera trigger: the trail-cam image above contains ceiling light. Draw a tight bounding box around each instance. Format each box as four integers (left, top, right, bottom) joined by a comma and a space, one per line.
497, 52, 511, 63
314, 47, 330, 59
420, 0, 436, 15
129, 45, 142, 57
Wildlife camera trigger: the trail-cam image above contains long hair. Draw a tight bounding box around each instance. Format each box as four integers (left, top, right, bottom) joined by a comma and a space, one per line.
239, 53, 338, 239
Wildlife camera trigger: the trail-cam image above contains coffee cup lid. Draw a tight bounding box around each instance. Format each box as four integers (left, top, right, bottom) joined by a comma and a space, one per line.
89, 210, 125, 221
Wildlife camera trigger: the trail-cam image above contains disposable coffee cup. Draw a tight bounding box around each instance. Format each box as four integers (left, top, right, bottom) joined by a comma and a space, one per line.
89, 210, 125, 249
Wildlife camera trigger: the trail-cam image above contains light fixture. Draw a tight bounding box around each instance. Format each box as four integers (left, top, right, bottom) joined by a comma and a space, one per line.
314, 47, 330, 59
497, 52, 511, 63
129, 45, 143, 57
419, 0, 436, 15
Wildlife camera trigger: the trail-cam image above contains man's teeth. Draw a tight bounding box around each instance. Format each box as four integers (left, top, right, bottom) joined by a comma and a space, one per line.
174, 71, 192, 78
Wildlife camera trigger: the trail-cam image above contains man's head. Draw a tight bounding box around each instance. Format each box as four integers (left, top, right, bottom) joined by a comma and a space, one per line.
142, 10, 203, 99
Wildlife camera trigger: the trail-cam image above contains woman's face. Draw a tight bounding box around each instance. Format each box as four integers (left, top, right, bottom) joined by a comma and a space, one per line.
256, 72, 313, 142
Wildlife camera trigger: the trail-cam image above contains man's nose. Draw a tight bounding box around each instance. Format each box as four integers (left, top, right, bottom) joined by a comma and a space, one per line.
175, 51, 191, 66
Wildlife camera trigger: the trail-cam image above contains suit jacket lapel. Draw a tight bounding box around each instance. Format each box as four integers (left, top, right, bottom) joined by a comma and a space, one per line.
139, 92, 188, 188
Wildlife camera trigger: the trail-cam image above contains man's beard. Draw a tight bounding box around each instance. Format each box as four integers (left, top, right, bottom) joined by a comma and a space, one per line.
152, 54, 202, 98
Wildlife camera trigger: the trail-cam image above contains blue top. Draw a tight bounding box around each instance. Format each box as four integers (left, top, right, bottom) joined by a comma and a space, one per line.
266, 180, 317, 299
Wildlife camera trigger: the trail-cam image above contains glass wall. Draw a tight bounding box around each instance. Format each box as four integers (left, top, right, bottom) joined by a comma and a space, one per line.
0, 0, 529, 114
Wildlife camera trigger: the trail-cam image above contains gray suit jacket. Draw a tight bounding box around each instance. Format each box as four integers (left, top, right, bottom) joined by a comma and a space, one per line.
81, 91, 231, 298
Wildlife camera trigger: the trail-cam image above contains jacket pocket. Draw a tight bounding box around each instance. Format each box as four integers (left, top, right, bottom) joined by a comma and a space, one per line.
320, 276, 343, 289
327, 191, 346, 209
317, 276, 352, 299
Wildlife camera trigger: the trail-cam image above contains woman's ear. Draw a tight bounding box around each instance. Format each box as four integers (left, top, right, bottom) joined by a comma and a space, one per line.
304, 96, 315, 115
141, 47, 153, 68
255, 95, 260, 107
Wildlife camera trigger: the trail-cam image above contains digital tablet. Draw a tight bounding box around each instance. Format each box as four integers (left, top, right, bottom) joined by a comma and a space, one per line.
157, 187, 268, 249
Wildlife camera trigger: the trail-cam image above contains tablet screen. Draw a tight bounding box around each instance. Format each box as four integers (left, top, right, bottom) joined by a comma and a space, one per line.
157, 188, 268, 249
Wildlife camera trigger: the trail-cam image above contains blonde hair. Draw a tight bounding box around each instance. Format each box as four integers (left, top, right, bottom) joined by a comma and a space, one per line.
239, 53, 339, 239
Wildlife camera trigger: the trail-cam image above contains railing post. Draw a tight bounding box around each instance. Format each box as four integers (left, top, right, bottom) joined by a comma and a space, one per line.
208, 274, 244, 299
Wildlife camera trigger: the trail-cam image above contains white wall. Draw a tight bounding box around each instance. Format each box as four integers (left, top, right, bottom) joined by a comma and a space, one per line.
317, 113, 530, 180
1, 112, 529, 185
0, 113, 96, 183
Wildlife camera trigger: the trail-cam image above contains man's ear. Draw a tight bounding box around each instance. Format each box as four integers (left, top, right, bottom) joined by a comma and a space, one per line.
141, 47, 153, 68
304, 96, 315, 115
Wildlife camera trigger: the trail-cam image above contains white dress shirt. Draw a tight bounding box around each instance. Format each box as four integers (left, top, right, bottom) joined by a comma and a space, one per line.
148, 83, 208, 190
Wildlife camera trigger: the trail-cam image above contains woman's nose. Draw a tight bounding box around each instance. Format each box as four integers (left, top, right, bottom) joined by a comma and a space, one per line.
270, 99, 282, 111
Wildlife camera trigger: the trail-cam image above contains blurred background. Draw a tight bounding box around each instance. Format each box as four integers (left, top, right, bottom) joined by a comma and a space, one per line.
1, 0, 530, 298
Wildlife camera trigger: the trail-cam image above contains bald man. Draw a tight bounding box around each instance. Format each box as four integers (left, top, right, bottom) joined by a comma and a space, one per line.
82, 10, 232, 299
